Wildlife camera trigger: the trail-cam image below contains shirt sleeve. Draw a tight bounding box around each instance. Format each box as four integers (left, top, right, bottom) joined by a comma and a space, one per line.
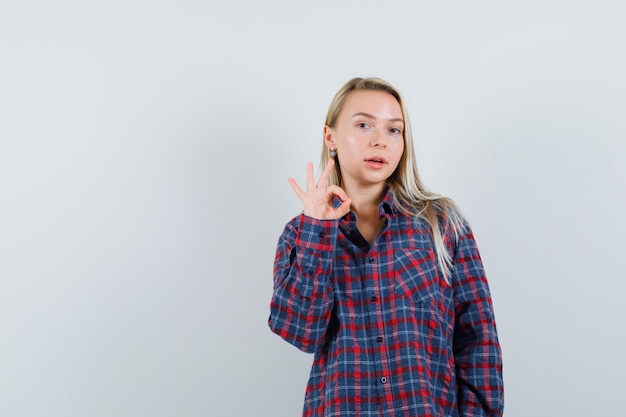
450, 223, 505, 416
268, 214, 338, 354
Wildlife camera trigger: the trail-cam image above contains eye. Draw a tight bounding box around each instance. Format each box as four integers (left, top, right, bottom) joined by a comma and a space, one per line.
390, 127, 402, 134
357, 122, 370, 129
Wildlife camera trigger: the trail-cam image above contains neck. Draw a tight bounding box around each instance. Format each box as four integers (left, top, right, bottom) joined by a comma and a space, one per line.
343, 181, 387, 217
342, 181, 388, 244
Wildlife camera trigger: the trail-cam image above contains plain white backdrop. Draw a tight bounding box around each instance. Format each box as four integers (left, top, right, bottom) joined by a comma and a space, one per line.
1, 1, 625, 416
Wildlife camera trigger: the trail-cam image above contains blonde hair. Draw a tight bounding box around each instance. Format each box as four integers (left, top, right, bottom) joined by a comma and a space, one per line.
321, 77, 466, 283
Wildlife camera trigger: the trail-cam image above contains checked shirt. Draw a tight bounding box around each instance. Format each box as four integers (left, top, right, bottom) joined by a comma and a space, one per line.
269, 189, 504, 417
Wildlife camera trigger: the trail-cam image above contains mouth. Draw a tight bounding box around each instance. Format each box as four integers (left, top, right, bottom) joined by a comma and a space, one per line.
365, 156, 387, 164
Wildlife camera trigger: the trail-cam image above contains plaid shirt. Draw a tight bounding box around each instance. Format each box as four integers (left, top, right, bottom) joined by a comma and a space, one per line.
269, 189, 504, 416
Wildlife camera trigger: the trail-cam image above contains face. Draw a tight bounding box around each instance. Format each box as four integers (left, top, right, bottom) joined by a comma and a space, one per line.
325, 90, 405, 191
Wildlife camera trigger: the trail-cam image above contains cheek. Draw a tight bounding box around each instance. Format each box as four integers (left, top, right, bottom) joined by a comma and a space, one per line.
342, 134, 360, 147
391, 145, 405, 168
340, 137, 363, 155
392, 141, 405, 158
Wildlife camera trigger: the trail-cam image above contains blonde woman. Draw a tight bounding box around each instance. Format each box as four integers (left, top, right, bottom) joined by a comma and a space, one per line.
269, 77, 504, 416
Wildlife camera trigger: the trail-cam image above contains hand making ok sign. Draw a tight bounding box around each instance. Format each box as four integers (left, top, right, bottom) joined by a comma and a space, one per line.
288, 159, 352, 220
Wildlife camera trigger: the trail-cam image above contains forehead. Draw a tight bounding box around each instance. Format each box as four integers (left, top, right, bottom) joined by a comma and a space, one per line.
341, 90, 403, 119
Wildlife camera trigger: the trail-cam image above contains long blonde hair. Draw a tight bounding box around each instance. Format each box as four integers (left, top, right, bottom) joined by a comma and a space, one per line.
321, 77, 466, 283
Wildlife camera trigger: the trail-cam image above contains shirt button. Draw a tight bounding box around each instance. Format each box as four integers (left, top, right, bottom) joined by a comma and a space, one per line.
370, 296, 377, 302
376, 336, 383, 343
380, 377, 387, 384
368, 257, 374, 264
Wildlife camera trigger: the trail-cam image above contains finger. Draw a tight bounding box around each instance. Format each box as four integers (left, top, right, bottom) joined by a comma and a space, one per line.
334, 198, 353, 218
326, 184, 348, 202
305, 162, 316, 190
317, 159, 335, 188
288, 178, 306, 201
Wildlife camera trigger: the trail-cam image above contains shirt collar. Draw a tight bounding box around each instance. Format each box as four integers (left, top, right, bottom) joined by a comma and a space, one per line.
378, 187, 397, 218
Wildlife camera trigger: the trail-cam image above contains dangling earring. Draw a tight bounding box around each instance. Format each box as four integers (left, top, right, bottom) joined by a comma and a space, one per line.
330, 147, 337, 158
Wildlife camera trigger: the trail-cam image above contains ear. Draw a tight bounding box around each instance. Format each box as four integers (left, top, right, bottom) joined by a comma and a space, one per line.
323, 125, 335, 149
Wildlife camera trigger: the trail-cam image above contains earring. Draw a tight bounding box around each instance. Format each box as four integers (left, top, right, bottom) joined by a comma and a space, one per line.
330, 147, 337, 158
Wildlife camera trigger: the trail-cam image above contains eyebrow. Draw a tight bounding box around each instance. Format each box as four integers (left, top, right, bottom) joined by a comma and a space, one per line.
351, 112, 404, 124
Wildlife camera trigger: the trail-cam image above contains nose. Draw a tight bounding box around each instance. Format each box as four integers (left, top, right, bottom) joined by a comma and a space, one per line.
371, 129, 387, 148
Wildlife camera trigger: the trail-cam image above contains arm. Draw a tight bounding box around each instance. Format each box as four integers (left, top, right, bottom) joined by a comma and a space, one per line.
269, 159, 351, 353
268, 214, 338, 353
451, 225, 504, 416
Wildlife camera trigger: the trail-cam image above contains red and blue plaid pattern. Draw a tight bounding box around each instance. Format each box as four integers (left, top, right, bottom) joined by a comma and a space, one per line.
269, 189, 504, 416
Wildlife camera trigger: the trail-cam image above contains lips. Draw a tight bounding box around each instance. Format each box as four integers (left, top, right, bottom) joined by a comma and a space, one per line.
365, 156, 387, 164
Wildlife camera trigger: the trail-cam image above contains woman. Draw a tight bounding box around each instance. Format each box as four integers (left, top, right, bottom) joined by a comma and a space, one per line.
269, 77, 504, 416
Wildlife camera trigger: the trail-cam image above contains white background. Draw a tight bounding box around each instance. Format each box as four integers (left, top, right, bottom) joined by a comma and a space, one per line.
1, 1, 625, 416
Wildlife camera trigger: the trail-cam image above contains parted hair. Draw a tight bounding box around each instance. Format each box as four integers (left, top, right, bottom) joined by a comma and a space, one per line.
321, 77, 466, 283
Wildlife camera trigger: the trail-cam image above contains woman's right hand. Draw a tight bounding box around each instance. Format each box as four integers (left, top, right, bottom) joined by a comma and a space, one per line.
288, 159, 352, 220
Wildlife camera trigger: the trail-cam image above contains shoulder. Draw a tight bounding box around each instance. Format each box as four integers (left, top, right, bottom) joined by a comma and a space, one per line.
432, 199, 473, 249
